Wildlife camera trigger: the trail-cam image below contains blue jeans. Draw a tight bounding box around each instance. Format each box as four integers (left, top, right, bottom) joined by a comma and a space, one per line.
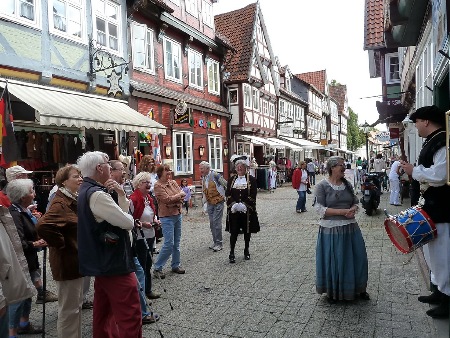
296, 191, 306, 211
0, 306, 8, 337
154, 214, 182, 271
133, 257, 149, 317
8, 297, 31, 329
308, 172, 316, 185
207, 202, 224, 246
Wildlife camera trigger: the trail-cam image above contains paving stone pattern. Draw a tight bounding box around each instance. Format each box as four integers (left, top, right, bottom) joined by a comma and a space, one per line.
27, 177, 444, 337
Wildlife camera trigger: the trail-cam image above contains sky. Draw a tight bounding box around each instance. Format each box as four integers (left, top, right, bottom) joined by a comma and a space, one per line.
213, 0, 384, 129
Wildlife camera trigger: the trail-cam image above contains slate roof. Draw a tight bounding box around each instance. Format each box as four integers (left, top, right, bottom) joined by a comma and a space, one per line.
214, 3, 257, 82
363, 0, 385, 50
295, 70, 326, 94
329, 84, 347, 113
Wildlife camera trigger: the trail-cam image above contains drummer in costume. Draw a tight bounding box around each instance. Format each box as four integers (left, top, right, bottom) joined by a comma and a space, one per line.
400, 105, 450, 319
225, 157, 260, 263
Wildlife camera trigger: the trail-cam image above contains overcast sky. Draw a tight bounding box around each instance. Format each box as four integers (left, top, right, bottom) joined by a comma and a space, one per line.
214, 0, 384, 129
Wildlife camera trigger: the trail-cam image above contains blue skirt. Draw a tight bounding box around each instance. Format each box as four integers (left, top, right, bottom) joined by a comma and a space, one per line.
316, 223, 368, 300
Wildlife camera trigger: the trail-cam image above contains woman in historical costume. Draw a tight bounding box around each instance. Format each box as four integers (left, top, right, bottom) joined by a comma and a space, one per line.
314, 156, 369, 303
225, 158, 260, 263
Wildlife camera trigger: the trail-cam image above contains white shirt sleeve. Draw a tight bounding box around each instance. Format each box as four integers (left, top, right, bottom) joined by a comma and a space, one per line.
412, 147, 447, 186
89, 191, 134, 230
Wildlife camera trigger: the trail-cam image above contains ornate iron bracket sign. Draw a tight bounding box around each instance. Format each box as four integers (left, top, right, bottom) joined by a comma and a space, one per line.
87, 35, 130, 97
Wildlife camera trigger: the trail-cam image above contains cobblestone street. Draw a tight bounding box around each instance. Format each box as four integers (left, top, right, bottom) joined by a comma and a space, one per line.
27, 177, 446, 337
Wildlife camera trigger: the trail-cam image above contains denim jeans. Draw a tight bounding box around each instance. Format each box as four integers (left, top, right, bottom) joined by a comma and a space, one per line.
154, 214, 182, 271
133, 257, 149, 317
0, 306, 8, 337
296, 191, 306, 211
308, 172, 316, 185
8, 297, 31, 329
207, 202, 224, 246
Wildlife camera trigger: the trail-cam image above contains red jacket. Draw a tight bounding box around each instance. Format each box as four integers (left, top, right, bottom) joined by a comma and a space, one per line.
292, 168, 302, 190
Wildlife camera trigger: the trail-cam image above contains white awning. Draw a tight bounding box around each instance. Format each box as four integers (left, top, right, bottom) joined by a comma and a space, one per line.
267, 137, 303, 150
279, 136, 324, 149
239, 135, 282, 147
1, 79, 166, 134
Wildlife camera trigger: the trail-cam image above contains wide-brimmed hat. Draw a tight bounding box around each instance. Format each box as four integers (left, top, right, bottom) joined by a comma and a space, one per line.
5, 165, 33, 182
409, 105, 446, 126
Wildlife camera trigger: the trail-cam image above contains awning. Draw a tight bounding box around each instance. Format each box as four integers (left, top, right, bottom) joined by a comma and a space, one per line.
1, 79, 166, 134
239, 135, 282, 148
279, 136, 324, 149
267, 137, 303, 151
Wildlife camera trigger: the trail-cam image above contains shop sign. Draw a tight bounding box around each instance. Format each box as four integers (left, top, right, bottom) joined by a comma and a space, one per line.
376, 131, 390, 142
389, 128, 399, 139
189, 118, 221, 129
174, 101, 189, 124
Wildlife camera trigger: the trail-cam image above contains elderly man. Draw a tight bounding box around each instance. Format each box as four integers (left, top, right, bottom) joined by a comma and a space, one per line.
77, 152, 142, 337
401, 105, 450, 319
199, 161, 227, 252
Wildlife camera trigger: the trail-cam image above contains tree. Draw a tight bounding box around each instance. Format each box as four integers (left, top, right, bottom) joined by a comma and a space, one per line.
347, 107, 365, 151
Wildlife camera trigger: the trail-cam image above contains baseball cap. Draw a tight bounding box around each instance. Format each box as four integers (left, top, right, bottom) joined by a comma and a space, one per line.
6, 166, 33, 182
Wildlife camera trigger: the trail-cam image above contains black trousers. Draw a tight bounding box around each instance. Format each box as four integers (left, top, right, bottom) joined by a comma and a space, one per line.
135, 237, 155, 294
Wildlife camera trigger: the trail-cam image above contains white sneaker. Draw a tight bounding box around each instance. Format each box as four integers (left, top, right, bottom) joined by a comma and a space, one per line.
213, 245, 223, 252
208, 244, 215, 250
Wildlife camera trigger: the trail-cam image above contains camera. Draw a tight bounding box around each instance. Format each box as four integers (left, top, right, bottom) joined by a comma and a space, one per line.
99, 231, 119, 246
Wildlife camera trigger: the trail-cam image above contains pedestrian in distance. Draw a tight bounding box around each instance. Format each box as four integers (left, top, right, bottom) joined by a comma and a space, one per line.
199, 161, 227, 252
306, 159, 316, 185
388, 157, 402, 206
314, 156, 369, 303
400, 105, 450, 319
225, 158, 260, 263
36, 165, 84, 338
180, 179, 191, 215
77, 151, 142, 338
152, 165, 186, 278
291, 161, 308, 213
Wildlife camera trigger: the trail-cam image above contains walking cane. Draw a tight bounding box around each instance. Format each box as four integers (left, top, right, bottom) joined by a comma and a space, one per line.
41, 247, 47, 338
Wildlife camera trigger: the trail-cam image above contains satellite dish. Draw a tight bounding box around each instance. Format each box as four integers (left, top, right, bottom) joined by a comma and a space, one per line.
175, 100, 187, 115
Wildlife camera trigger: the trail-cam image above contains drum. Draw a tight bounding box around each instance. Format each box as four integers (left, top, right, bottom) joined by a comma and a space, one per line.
384, 206, 437, 254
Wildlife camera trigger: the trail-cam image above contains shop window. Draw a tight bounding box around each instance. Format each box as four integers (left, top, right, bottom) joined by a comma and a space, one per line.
188, 49, 203, 89
164, 38, 182, 83
49, 0, 84, 41
208, 135, 222, 172
2, 0, 39, 27
131, 22, 155, 73
93, 0, 121, 53
174, 131, 193, 175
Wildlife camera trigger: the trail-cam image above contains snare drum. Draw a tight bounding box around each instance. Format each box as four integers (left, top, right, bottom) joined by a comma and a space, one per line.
384, 206, 437, 254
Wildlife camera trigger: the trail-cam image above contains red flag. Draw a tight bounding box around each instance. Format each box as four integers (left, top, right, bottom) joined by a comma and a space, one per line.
0, 85, 19, 163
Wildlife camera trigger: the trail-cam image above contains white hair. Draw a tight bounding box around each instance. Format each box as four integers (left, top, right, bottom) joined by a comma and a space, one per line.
6, 179, 34, 204
132, 171, 152, 189
77, 151, 109, 178
235, 159, 249, 168
199, 161, 210, 169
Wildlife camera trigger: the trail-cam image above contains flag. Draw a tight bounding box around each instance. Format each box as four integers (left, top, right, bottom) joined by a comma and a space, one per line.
0, 84, 19, 163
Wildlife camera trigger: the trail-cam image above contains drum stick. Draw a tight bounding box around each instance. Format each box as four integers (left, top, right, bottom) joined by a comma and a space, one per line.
383, 209, 391, 218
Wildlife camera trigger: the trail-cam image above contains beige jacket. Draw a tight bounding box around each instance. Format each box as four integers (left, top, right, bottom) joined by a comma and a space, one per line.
0, 206, 36, 309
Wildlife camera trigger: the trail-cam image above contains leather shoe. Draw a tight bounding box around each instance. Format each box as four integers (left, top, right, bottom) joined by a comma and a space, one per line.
418, 290, 443, 304
153, 270, 166, 279
229, 254, 235, 263
426, 304, 450, 319
359, 292, 370, 300
17, 323, 43, 334
244, 249, 250, 260
171, 266, 185, 274
142, 313, 160, 324
147, 291, 161, 299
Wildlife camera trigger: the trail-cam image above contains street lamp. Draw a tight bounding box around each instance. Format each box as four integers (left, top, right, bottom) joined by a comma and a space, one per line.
361, 121, 371, 162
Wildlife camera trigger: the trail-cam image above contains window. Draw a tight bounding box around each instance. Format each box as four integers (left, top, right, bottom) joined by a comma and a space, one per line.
262, 100, 268, 115
252, 88, 259, 111
174, 132, 193, 174
50, 0, 83, 40
207, 59, 220, 94
416, 36, 433, 108
188, 49, 203, 88
94, 0, 120, 52
185, 0, 197, 17
208, 135, 223, 172
164, 38, 182, 82
202, 1, 213, 27
131, 22, 154, 73
229, 89, 238, 105
285, 76, 291, 91
2, 0, 39, 26
385, 53, 400, 84
243, 84, 251, 108
269, 102, 275, 117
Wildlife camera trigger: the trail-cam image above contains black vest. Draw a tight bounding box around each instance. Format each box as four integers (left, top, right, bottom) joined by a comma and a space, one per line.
412, 129, 450, 223
77, 177, 135, 276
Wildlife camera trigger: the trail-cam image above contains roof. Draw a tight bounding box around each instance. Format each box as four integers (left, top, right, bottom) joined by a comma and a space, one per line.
363, 0, 385, 49
295, 70, 326, 93
329, 84, 347, 112
215, 3, 257, 82
150, 0, 174, 13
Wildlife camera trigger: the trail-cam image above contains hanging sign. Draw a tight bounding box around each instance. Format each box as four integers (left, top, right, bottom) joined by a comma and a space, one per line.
174, 101, 189, 124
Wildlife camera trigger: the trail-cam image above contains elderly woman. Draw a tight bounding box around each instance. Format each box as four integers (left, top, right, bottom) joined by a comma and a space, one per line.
225, 159, 260, 263
152, 165, 186, 278
7, 179, 55, 336
314, 156, 369, 303
36, 165, 84, 337
130, 171, 161, 298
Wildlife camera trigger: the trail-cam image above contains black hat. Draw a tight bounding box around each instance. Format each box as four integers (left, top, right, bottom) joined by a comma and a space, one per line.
409, 105, 446, 126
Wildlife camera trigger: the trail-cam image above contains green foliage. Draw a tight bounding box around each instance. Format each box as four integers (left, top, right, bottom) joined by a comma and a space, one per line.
347, 107, 365, 151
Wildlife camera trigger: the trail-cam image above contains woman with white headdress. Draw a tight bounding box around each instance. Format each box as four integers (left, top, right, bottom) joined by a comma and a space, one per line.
225, 158, 260, 263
